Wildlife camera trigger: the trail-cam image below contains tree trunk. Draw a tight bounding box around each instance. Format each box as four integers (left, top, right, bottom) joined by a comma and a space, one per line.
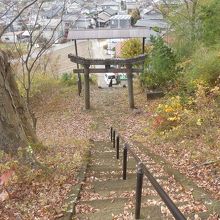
0, 50, 38, 154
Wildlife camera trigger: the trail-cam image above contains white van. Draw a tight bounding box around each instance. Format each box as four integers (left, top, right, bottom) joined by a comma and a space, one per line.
104, 73, 117, 86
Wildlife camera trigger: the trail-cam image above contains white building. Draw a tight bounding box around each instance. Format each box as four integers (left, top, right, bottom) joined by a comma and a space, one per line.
1, 31, 23, 43
40, 19, 64, 42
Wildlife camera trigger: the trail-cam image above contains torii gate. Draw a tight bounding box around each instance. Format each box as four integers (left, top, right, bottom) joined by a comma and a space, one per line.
68, 54, 147, 109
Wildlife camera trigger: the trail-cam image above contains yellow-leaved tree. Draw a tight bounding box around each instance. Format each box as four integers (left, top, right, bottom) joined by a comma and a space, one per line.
120, 39, 142, 58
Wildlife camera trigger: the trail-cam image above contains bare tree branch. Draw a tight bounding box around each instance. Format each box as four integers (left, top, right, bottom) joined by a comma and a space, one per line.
0, 2, 16, 20
0, 0, 39, 37
12, 0, 66, 104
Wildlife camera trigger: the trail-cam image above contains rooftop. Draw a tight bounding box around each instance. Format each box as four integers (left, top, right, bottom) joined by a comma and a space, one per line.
67, 27, 158, 40
110, 15, 132, 20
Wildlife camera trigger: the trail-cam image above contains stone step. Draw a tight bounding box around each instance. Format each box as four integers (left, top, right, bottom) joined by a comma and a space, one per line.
91, 151, 116, 159
91, 155, 157, 169
86, 171, 137, 181
75, 199, 175, 220
86, 169, 169, 184
88, 161, 136, 172
73, 140, 213, 220
90, 157, 137, 168
75, 198, 131, 220
138, 205, 167, 220
92, 141, 112, 149
80, 182, 138, 199
186, 211, 211, 219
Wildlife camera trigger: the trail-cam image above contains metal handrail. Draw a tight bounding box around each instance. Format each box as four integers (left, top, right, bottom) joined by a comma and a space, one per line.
110, 127, 186, 220
125, 143, 141, 163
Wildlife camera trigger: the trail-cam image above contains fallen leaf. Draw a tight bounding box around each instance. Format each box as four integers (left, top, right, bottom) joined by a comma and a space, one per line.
0, 169, 15, 186
0, 190, 9, 202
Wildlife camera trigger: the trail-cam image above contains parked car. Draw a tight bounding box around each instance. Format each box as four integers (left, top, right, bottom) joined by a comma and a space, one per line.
104, 73, 117, 86
118, 73, 127, 87
119, 73, 127, 81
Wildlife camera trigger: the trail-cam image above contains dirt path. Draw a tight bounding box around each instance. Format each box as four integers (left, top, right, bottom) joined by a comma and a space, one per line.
46, 41, 91, 75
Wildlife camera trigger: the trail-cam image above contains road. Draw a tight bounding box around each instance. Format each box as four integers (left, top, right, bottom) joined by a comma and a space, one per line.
12, 40, 89, 75
90, 39, 127, 88
90, 39, 110, 88
13, 39, 127, 86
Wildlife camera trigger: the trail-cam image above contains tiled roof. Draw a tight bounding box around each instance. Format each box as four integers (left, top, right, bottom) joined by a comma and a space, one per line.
110, 15, 131, 20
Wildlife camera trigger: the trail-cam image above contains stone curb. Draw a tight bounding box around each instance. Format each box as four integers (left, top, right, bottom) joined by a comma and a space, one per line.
58, 148, 91, 220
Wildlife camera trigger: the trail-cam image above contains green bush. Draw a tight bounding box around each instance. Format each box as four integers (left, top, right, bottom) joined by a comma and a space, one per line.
184, 47, 220, 86
17, 73, 59, 97
141, 36, 179, 90
61, 73, 77, 86
199, 0, 220, 46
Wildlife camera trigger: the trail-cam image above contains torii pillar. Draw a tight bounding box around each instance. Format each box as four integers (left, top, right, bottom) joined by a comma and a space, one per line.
126, 64, 134, 109
83, 64, 90, 109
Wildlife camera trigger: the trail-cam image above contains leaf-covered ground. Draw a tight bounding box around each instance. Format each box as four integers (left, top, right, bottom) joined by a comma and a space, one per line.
0, 84, 91, 219
1, 79, 220, 219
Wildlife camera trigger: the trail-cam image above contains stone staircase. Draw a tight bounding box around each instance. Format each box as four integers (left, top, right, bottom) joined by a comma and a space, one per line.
73, 141, 219, 220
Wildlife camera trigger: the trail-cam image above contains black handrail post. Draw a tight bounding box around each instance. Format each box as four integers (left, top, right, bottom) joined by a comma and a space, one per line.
135, 163, 144, 219
113, 130, 116, 148
110, 127, 113, 142
116, 135, 120, 159
123, 144, 128, 180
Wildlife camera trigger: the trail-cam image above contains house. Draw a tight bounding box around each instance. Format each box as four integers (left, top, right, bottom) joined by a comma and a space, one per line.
1, 31, 24, 43
1, 12, 23, 32
157, 0, 182, 7
27, 12, 43, 29
73, 0, 84, 5
62, 14, 79, 39
66, 2, 81, 13
101, 1, 120, 11
73, 15, 92, 29
42, 5, 63, 19
81, 8, 90, 15
103, 8, 118, 16
141, 6, 164, 21
126, 0, 139, 13
41, 1, 54, 11
95, 8, 118, 28
96, 12, 111, 27
40, 19, 64, 42
135, 20, 168, 32
137, 6, 168, 32
63, 14, 79, 28
110, 14, 131, 29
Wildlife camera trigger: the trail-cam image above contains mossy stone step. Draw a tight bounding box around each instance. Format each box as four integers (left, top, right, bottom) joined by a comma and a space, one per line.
92, 142, 112, 150
89, 158, 137, 172
90, 157, 137, 167
138, 206, 169, 220
75, 198, 131, 220
91, 147, 116, 154
86, 171, 137, 181
186, 211, 212, 219
92, 177, 136, 193
75, 209, 127, 220
92, 152, 116, 159
76, 199, 181, 220
88, 163, 136, 172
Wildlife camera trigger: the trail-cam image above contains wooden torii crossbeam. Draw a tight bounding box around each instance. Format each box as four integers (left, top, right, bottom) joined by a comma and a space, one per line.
68, 54, 147, 109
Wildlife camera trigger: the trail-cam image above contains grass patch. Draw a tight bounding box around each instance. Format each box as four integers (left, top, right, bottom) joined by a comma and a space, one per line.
0, 42, 27, 58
